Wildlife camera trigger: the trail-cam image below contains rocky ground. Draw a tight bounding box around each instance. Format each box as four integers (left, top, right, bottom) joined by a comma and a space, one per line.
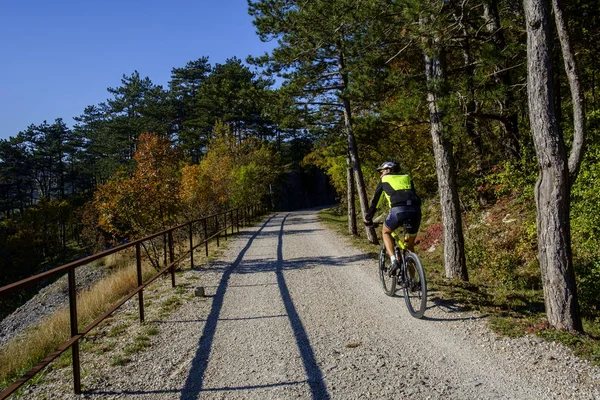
6, 209, 600, 399
0, 263, 107, 349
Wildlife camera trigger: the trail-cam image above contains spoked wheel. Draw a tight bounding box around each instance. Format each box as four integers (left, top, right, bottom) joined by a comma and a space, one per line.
378, 244, 397, 296
403, 252, 427, 318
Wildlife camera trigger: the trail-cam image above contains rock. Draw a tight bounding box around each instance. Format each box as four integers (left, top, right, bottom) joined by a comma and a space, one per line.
194, 286, 205, 297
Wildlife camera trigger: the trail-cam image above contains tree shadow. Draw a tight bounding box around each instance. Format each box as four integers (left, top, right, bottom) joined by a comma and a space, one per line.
178, 215, 276, 398
153, 314, 288, 324
178, 213, 330, 399
421, 295, 489, 322
273, 214, 330, 399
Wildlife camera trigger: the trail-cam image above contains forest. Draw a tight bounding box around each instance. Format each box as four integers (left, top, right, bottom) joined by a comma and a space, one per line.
1, 0, 599, 342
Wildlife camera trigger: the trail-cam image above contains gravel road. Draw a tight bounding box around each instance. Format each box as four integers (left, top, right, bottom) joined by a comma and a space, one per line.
23, 209, 600, 399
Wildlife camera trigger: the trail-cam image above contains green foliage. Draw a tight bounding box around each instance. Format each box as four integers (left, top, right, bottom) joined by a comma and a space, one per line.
488, 316, 528, 338
479, 158, 538, 202
570, 110, 600, 318
179, 122, 281, 218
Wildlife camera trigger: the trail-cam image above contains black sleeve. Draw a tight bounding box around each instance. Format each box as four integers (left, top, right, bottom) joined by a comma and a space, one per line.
365, 183, 383, 221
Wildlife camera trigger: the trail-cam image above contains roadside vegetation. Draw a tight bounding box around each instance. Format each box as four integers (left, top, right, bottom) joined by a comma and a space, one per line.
319, 195, 600, 365
0, 216, 243, 392
0, 256, 154, 388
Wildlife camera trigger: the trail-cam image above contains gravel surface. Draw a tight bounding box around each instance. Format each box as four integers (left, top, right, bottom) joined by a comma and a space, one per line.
19, 209, 600, 399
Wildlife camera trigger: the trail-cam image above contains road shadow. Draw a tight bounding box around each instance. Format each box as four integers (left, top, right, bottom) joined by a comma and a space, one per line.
178, 214, 277, 399
153, 314, 288, 324
422, 295, 488, 322
199, 251, 375, 276
178, 212, 330, 399
274, 214, 330, 399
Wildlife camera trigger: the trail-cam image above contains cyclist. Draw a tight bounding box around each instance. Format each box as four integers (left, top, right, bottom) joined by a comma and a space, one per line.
363, 161, 422, 276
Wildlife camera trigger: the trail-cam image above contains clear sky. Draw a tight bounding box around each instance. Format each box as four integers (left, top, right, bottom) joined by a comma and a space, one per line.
0, 0, 276, 140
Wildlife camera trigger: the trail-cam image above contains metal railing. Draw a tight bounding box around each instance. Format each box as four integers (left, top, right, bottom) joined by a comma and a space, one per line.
0, 204, 266, 399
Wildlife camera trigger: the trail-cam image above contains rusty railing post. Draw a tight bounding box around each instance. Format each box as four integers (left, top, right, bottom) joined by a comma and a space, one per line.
67, 268, 81, 394
236, 209, 240, 233
163, 233, 167, 266
168, 231, 175, 287
224, 212, 228, 240
136, 242, 145, 323
231, 210, 234, 235
189, 222, 194, 269
203, 218, 208, 257
216, 215, 220, 247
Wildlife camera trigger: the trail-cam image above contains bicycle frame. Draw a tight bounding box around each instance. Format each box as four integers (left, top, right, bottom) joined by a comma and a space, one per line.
391, 231, 408, 251
372, 222, 427, 318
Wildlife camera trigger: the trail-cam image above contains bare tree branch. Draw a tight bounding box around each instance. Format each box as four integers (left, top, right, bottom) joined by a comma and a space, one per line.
551, 0, 586, 184
385, 40, 414, 64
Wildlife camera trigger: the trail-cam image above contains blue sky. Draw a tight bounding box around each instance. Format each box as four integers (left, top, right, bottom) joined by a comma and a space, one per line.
0, 0, 276, 140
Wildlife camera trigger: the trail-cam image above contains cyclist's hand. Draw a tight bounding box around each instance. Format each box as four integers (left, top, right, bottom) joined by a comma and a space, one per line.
363, 219, 373, 226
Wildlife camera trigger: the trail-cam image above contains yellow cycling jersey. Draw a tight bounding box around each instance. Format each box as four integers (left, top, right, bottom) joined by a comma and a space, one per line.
377, 174, 418, 208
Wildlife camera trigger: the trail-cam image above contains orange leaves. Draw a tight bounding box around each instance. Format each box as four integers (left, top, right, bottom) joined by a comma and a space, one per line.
90, 126, 281, 241
94, 133, 181, 241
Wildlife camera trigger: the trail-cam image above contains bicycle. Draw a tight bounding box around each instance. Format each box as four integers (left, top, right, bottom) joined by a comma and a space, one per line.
373, 222, 427, 318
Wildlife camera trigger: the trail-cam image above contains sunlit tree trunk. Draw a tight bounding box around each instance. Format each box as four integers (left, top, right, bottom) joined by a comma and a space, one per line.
347, 154, 357, 235
423, 34, 468, 281
524, 0, 583, 331
338, 46, 378, 244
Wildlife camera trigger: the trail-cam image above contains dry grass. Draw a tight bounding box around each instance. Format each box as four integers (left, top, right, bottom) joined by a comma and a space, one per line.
0, 213, 266, 389
0, 259, 155, 386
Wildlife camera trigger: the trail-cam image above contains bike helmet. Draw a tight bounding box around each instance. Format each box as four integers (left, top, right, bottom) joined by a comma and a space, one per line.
376, 161, 399, 172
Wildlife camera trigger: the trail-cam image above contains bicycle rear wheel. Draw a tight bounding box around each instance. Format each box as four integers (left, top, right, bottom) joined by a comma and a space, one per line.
378, 244, 397, 296
403, 252, 427, 318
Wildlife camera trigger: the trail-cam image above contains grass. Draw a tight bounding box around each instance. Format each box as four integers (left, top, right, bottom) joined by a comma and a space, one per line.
0, 259, 155, 389
110, 355, 130, 367
145, 326, 160, 336
123, 334, 151, 357
318, 205, 600, 366
106, 323, 131, 338
92, 342, 115, 356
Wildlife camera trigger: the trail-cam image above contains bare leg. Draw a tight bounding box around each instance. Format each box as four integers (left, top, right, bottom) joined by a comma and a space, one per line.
382, 224, 395, 258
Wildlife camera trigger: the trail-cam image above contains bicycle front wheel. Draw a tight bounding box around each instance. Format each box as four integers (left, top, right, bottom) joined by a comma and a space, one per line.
378, 244, 397, 296
403, 252, 427, 318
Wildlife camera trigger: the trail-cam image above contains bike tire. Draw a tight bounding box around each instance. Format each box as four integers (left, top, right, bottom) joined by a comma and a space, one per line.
402, 252, 427, 318
378, 244, 397, 296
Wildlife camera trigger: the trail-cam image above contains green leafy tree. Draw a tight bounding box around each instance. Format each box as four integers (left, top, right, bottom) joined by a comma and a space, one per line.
0, 135, 34, 216
74, 72, 173, 180
249, 0, 386, 243
170, 57, 212, 162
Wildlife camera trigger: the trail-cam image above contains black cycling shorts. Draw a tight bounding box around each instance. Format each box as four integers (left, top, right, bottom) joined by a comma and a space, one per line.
384, 206, 421, 234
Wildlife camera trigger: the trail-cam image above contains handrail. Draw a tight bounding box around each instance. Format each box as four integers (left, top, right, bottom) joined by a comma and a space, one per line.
0, 203, 266, 399
0, 207, 243, 297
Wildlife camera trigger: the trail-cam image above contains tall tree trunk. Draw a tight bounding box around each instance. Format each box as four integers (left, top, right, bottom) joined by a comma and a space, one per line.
483, 0, 521, 160
423, 38, 468, 281
338, 48, 378, 244
524, 0, 582, 331
347, 154, 357, 235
